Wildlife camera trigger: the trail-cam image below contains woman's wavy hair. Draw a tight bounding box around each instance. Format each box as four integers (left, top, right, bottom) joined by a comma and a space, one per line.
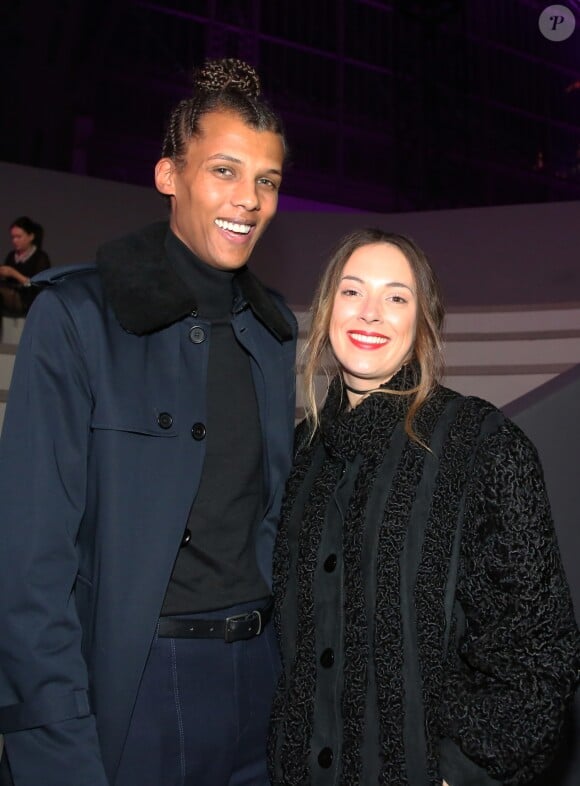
302, 228, 445, 445
161, 57, 288, 169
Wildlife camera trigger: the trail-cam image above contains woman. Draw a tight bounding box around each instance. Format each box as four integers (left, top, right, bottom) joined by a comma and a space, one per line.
0, 216, 50, 315
269, 228, 580, 786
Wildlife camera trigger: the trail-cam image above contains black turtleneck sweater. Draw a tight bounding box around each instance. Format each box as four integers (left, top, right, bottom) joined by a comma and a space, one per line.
161, 230, 269, 614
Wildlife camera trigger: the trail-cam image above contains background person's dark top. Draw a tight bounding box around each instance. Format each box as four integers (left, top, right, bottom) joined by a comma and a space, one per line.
1, 248, 51, 310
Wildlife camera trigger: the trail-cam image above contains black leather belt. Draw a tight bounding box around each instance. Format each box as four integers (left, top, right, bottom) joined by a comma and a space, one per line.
158, 599, 273, 643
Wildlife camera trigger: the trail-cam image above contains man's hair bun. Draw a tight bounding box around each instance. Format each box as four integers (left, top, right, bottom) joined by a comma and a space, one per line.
192, 58, 261, 100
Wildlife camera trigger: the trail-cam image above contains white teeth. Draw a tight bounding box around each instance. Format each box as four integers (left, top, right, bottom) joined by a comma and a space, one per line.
350, 333, 388, 345
214, 219, 251, 234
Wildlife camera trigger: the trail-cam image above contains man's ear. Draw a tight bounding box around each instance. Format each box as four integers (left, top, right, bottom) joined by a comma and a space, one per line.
155, 158, 176, 196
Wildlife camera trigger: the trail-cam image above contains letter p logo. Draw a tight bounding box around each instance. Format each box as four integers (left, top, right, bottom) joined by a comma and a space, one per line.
539, 5, 576, 40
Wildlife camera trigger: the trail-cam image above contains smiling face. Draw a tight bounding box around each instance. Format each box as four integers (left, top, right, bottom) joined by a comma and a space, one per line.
329, 242, 418, 396
155, 109, 284, 270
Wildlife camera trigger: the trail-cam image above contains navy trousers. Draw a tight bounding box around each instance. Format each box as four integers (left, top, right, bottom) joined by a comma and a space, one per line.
115, 601, 281, 786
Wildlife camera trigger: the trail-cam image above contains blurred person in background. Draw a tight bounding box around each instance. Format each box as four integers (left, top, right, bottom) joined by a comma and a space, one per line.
0, 216, 50, 315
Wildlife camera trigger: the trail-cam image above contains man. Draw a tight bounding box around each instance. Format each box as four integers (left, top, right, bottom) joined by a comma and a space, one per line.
0, 58, 296, 786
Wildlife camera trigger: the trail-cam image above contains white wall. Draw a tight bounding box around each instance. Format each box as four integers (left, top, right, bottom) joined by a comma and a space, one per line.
1, 161, 579, 310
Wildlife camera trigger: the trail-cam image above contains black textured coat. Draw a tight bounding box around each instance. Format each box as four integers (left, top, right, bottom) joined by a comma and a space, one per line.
270, 369, 580, 786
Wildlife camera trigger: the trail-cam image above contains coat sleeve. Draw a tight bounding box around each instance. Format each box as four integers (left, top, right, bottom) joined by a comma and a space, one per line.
439, 419, 580, 786
0, 289, 109, 784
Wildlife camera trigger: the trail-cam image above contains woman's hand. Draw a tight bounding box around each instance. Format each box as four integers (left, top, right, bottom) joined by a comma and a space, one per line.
0, 265, 29, 285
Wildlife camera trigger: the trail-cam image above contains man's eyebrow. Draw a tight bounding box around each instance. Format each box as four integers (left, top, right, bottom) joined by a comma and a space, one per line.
207, 153, 242, 163
207, 153, 282, 176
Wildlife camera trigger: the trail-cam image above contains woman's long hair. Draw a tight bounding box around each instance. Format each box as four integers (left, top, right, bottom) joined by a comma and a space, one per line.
302, 228, 445, 444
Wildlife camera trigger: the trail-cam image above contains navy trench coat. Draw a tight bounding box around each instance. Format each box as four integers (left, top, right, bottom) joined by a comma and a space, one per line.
0, 246, 297, 785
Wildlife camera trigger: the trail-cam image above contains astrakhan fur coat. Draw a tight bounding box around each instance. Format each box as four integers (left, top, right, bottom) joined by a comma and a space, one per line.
270, 369, 580, 786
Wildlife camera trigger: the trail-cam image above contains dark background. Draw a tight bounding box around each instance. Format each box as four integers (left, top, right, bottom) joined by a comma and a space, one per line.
2, 0, 579, 213
1, 2, 579, 784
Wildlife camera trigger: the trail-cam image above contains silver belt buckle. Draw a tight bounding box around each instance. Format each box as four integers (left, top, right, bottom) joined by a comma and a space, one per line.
224, 609, 261, 642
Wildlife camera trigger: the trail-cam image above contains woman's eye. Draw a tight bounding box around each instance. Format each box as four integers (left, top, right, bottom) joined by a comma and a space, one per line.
389, 294, 407, 304
342, 288, 360, 297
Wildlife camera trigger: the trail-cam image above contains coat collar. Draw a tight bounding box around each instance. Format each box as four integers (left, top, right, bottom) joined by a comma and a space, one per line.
96, 221, 293, 341
319, 365, 420, 461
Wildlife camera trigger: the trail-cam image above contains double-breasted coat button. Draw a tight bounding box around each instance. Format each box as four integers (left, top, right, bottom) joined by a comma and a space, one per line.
317, 748, 333, 768
190, 307, 198, 317
320, 648, 335, 668
323, 554, 337, 573
191, 422, 206, 441
181, 529, 191, 547
189, 326, 206, 344
157, 412, 173, 430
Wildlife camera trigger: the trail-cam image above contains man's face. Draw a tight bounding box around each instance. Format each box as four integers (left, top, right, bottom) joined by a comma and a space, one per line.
155, 110, 284, 270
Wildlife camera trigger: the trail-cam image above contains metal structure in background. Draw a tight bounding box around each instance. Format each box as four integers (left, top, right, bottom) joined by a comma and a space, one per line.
2, 0, 579, 211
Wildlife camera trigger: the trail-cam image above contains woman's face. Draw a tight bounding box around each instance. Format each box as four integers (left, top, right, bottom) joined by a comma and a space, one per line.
10, 227, 35, 253
329, 242, 418, 390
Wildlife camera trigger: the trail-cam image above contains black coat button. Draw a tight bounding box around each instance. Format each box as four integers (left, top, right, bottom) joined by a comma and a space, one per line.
181, 529, 191, 547
320, 648, 334, 668
191, 422, 206, 440
190, 307, 198, 317
324, 554, 337, 573
157, 412, 173, 430
317, 748, 333, 768
189, 326, 206, 344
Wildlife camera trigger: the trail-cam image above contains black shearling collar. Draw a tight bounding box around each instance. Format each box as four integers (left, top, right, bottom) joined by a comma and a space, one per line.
96, 222, 293, 341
